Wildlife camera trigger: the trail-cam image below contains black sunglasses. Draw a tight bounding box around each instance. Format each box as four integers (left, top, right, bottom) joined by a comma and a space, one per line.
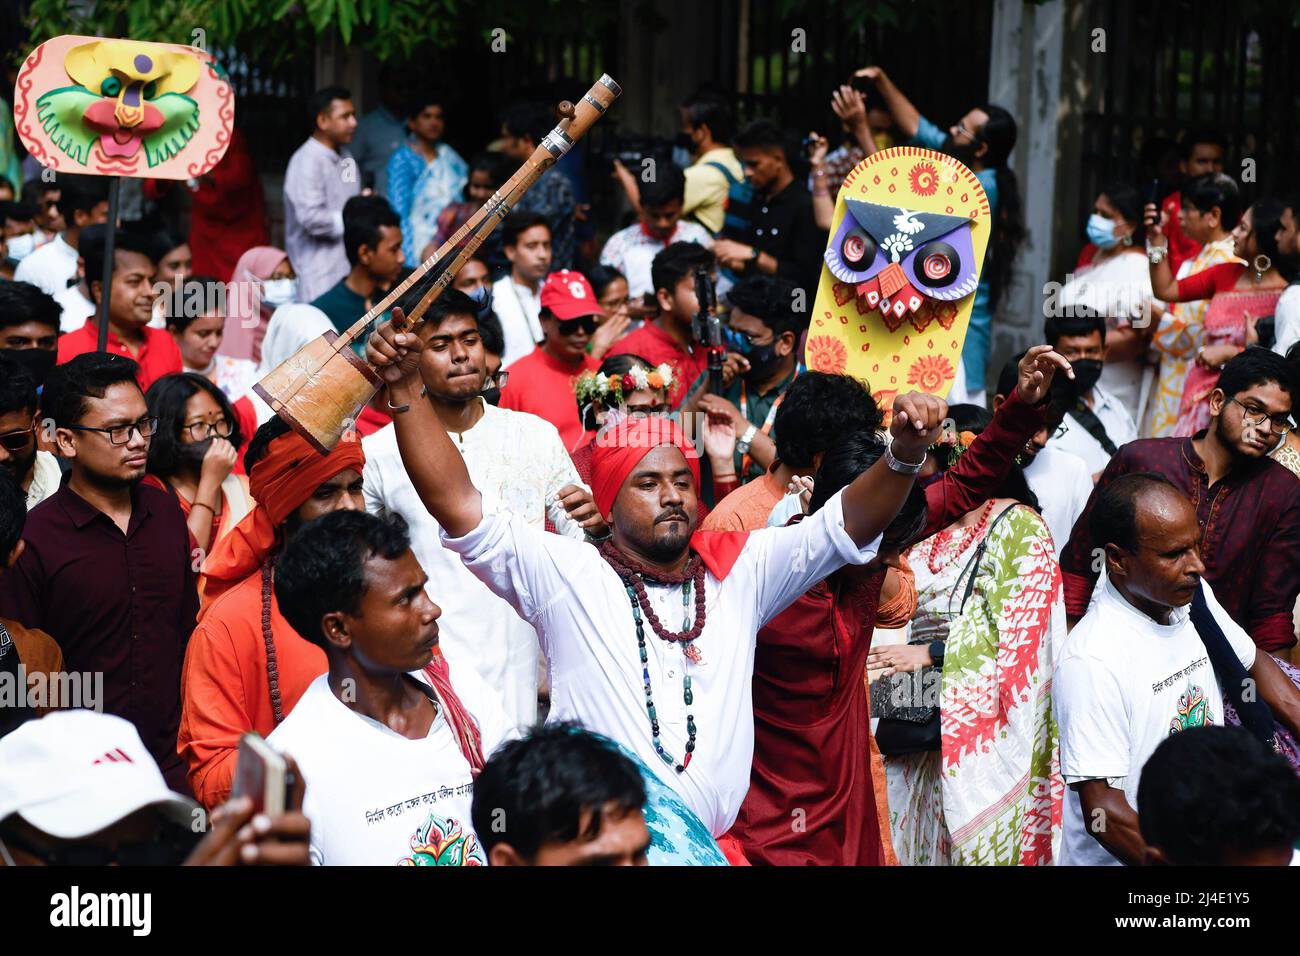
0, 425, 34, 452
557, 316, 598, 336
1, 827, 196, 866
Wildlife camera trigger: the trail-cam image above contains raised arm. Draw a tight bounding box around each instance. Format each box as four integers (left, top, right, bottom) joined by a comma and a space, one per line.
841, 391, 947, 547
366, 311, 484, 537
922, 345, 1070, 536
855, 66, 920, 140
1142, 202, 1179, 302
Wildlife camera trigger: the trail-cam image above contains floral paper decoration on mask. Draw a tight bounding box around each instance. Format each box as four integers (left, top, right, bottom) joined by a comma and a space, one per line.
14, 35, 234, 179
805, 147, 991, 411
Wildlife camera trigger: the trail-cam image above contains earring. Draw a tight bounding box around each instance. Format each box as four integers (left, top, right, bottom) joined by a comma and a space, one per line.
1121, 233, 1133, 247
1253, 254, 1271, 283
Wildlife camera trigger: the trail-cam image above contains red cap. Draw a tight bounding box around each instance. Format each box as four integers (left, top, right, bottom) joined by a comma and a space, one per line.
539, 270, 603, 320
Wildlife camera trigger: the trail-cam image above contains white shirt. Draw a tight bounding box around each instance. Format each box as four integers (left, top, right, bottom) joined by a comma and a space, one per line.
25, 450, 61, 511
440, 488, 880, 836
283, 137, 361, 303
267, 668, 516, 866
14, 233, 76, 298
363, 403, 587, 728
492, 275, 542, 369
1273, 284, 1300, 359
1053, 579, 1256, 866
53, 283, 94, 333
1023, 446, 1093, 557
1049, 384, 1137, 475
599, 222, 713, 299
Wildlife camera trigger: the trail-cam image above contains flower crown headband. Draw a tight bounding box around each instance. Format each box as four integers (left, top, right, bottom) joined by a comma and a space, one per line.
929, 429, 978, 470
574, 363, 676, 407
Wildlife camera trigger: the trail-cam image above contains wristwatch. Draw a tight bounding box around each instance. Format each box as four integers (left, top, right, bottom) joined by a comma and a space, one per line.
735, 424, 759, 455
884, 437, 925, 475
928, 640, 945, 667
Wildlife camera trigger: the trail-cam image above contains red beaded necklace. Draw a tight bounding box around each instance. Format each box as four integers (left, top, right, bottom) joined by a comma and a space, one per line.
599, 542, 708, 651
926, 500, 995, 575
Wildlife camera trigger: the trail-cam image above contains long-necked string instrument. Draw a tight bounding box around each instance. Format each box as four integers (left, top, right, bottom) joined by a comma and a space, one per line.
253, 73, 622, 453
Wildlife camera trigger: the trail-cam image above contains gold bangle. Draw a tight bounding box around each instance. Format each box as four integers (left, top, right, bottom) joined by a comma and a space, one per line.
192, 501, 216, 514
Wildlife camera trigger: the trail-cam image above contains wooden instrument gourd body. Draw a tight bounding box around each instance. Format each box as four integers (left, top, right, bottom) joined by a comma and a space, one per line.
253, 73, 622, 453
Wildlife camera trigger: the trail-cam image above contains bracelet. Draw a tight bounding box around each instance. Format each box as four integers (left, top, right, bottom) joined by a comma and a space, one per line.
191, 501, 216, 515
387, 386, 427, 414
884, 438, 925, 475
1146, 242, 1168, 265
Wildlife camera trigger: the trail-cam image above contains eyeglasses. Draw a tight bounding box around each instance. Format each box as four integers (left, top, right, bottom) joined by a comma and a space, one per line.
0, 425, 34, 452
556, 316, 598, 336
183, 417, 233, 441
1229, 397, 1293, 434
66, 416, 159, 445
482, 370, 508, 392
954, 122, 984, 144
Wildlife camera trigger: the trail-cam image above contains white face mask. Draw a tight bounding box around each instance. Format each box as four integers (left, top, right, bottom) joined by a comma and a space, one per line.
261, 277, 297, 306
5, 232, 36, 261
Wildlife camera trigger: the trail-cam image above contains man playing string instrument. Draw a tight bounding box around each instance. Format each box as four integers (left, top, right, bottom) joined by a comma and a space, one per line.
365, 310, 947, 857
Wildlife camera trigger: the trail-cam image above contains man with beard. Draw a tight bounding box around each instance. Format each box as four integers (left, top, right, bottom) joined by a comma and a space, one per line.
1043, 312, 1137, 478
365, 306, 947, 856
696, 275, 805, 484
179, 416, 366, 808
0, 357, 60, 511
1061, 349, 1300, 655
992, 351, 1093, 556
1054, 474, 1300, 865
855, 65, 1024, 405
0, 353, 197, 788
364, 289, 601, 729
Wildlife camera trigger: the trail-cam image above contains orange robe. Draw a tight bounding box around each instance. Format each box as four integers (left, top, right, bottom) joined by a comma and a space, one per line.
178, 569, 326, 808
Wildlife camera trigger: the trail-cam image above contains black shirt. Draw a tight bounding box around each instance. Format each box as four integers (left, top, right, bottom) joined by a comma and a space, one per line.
730, 179, 827, 298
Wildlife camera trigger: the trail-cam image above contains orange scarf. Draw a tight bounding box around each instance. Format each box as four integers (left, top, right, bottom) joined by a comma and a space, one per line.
199, 430, 365, 610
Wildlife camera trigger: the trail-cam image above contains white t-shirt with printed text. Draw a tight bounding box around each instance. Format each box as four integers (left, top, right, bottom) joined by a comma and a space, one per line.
267, 665, 516, 866
1053, 579, 1256, 865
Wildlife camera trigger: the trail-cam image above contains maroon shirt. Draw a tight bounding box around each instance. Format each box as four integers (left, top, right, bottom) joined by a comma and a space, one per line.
0, 479, 198, 789
731, 388, 1045, 865
1061, 435, 1300, 653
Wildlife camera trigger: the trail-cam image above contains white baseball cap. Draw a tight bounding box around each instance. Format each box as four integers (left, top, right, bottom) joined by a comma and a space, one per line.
0, 711, 197, 839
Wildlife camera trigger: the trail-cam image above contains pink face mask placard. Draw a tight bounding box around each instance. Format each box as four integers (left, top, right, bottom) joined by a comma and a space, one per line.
14, 36, 233, 180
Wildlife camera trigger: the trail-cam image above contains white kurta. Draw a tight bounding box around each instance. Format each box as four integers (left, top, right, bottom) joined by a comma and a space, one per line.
363, 402, 586, 728
491, 275, 543, 369
440, 489, 880, 836
1023, 445, 1093, 557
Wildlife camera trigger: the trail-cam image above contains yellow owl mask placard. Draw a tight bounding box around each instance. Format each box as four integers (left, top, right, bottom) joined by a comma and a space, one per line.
14, 36, 233, 180
804, 147, 991, 409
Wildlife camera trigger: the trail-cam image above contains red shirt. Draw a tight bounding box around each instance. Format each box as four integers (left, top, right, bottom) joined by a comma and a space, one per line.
1162, 191, 1204, 278
499, 346, 597, 450
607, 320, 709, 408
57, 321, 183, 393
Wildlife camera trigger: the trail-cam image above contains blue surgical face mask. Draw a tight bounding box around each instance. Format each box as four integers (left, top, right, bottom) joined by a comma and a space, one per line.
1086, 213, 1120, 250
5, 232, 36, 262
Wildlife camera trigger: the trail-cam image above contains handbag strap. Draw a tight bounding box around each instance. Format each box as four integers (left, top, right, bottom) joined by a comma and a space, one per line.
1070, 400, 1118, 456
1188, 582, 1279, 750
950, 503, 1019, 618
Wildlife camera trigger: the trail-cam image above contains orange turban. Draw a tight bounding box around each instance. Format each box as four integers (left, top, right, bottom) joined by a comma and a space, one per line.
199, 429, 365, 609
590, 417, 749, 580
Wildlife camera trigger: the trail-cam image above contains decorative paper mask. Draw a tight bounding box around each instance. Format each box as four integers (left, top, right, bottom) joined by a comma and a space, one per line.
13, 36, 233, 179
805, 147, 990, 408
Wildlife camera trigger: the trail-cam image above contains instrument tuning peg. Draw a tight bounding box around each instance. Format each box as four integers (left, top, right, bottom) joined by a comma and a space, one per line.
556, 100, 576, 121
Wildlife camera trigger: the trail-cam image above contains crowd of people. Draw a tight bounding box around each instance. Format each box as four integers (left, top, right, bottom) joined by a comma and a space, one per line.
1, 67, 1299, 870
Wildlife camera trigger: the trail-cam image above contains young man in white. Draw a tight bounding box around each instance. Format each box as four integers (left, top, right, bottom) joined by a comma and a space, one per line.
1053, 473, 1300, 865
363, 289, 602, 728
268, 509, 515, 867
492, 211, 552, 368
367, 306, 977, 844
600, 163, 712, 300
1043, 313, 1138, 479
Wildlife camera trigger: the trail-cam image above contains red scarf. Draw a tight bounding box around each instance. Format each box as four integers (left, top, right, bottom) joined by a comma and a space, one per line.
590, 418, 749, 579
423, 652, 484, 773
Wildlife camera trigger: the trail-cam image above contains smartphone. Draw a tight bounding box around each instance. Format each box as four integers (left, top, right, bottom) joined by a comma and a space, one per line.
231, 733, 291, 816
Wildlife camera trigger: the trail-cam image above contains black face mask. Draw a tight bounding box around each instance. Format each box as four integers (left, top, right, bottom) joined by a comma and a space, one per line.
743, 340, 782, 385
0, 348, 56, 388
178, 437, 213, 469
674, 131, 696, 153
1070, 358, 1104, 394
480, 385, 502, 407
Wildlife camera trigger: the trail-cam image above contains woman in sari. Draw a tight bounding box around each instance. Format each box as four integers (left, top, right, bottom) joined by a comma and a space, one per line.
1154, 199, 1288, 436
386, 90, 468, 268
1143, 173, 1244, 437
873, 405, 1064, 865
